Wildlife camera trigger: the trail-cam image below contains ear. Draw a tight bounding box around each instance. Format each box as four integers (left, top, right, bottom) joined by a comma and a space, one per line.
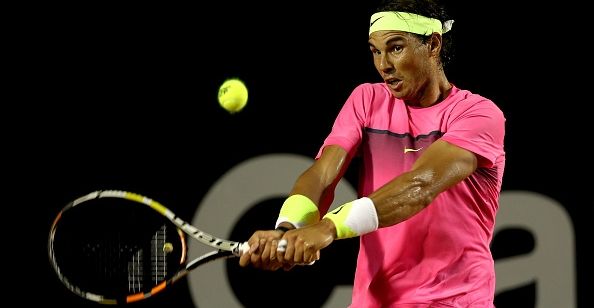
429, 33, 442, 58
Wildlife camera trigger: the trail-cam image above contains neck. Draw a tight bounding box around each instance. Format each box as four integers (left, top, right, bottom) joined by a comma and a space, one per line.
415, 71, 452, 107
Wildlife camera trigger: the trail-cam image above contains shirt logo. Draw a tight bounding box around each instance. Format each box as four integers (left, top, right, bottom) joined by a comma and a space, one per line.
403, 147, 423, 153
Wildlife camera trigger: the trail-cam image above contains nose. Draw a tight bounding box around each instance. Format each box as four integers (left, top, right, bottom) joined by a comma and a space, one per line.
378, 54, 394, 73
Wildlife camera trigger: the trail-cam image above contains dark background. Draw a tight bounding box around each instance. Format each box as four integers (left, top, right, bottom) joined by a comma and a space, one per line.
14, 1, 590, 307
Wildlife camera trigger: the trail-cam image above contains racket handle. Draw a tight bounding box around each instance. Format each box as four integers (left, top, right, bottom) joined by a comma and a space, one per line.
239, 241, 315, 265
238, 241, 251, 255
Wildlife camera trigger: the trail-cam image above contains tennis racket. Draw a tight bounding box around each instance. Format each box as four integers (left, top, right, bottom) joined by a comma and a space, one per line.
48, 190, 250, 305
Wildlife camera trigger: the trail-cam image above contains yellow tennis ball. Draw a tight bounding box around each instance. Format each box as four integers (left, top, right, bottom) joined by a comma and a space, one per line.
163, 242, 173, 253
218, 78, 248, 113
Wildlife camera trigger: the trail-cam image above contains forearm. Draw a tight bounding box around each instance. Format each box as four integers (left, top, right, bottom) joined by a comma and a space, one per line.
277, 146, 349, 230
369, 143, 476, 227
323, 151, 474, 239
321, 170, 438, 239
288, 145, 349, 214
289, 169, 337, 214
276, 166, 339, 229
369, 169, 438, 227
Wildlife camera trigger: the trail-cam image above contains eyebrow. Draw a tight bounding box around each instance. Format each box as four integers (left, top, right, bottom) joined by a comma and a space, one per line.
369, 36, 406, 48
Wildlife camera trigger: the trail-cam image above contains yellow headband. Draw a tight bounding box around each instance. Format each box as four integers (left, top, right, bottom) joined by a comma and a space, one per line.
369, 11, 454, 36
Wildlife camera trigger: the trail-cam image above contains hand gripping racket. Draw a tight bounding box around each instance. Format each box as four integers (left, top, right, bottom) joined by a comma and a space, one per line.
48, 190, 250, 305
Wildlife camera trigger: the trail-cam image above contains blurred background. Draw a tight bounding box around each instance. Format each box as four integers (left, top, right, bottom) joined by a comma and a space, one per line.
14, 1, 590, 307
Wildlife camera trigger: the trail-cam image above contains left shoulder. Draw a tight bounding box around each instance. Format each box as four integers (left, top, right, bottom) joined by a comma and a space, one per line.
449, 86, 504, 116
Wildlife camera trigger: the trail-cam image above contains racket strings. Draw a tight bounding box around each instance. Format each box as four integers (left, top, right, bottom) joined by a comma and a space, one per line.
50, 198, 185, 299
151, 225, 168, 284
78, 231, 147, 292
128, 248, 144, 292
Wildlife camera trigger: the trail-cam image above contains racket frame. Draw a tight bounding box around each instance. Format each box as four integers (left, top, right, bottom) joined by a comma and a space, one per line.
48, 190, 247, 304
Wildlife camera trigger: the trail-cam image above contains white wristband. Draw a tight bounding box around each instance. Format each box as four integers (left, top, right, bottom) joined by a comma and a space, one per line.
323, 197, 379, 239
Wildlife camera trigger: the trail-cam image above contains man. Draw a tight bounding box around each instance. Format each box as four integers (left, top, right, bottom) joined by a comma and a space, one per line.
239, 0, 505, 306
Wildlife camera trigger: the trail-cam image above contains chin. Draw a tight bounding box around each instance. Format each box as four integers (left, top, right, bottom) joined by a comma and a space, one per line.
390, 89, 403, 99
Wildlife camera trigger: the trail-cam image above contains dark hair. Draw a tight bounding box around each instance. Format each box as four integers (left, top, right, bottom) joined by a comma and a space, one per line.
374, 0, 454, 68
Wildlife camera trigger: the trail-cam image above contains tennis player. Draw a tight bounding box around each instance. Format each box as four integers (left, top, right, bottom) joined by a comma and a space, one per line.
240, 0, 506, 306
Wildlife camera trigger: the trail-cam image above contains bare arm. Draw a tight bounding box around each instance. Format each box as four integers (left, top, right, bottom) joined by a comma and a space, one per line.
369, 139, 477, 227
239, 145, 349, 268
287, 145, 351, 217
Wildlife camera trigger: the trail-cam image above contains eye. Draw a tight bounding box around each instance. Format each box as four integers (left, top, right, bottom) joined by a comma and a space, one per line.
391, 45, 403, 54
369, 47, 381, 56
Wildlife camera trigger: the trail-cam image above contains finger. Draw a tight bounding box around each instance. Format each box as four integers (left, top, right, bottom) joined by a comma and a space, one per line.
283, 239, 295, 262
293, 241, 305, 264
282, 263, 296, 271
270, 240, 278, 261
248, 239, 259, 254
239, 240, 256, 267
303, 242, 317, 264
266, 263, 283, 271
261, 240, 273, 267
250, 238, 266, 264
238, 252, 250, 267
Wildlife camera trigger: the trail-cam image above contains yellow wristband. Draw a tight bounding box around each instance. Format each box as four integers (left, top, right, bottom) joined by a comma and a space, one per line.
323, 197, 378, 239
275, 194, 320, 228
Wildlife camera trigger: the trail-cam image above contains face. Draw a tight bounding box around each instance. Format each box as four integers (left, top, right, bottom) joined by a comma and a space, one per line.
368, 30, 437, 104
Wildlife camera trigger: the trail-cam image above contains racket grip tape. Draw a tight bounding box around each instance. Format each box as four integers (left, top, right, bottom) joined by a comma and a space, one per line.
238, 242, 251, 255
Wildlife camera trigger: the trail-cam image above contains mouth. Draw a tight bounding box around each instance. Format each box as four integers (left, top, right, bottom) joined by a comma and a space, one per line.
384, 77, 401, 89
